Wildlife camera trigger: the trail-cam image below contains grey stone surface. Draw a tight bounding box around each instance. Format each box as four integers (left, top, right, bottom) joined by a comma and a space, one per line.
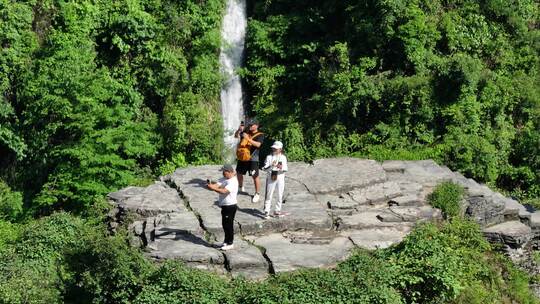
107, 157, 533, 279
235, 179, 332, 235
344, 226, 412, 250
337, 210, 415, 230
223, 239, 269, 280
465, 195, 505, 227
286, 158, 387, 194
148, 237, 226, 274
390, 194, 423, 207
249, 234, 354, 273
483, 221, 532, 248
348, 181, 402, 206
377, 206, 442, 223
529, 212, 540, 228
108, 182, 186, 216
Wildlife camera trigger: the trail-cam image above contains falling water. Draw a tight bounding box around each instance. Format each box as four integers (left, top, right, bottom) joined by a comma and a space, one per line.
219, 0, 247, 162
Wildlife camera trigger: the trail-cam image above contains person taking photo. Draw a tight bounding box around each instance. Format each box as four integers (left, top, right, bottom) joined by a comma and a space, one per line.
206, 164, 238, 251
234, 119, 264, 203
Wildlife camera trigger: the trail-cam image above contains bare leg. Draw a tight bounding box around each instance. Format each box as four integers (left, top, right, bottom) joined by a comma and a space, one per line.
238, 174, 244, 189
253, 175, 261, 193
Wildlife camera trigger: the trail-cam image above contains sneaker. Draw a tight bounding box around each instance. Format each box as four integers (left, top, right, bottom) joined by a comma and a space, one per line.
272, 211, 284, 217
252, 193, 260, 203
240, 186, 245, 193
219, 244, 234, 251
263, 211, 270, 219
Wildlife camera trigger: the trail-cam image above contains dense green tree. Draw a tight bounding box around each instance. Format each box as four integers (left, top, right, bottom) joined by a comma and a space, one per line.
244, 0, 539, 201
0, 0, 225, 214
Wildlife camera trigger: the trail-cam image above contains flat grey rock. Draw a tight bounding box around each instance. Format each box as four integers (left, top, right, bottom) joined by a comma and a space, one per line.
222, 239, 269, 280
235, 179, 332, 235
108, 182, 185, 216
465, 195, 505, 227
348, 181, 402, 206
322, 193, 362, 210
337, 210, 415, 230
390, 194, 423, 207
529, 212, 540, 228
377, 206, 442, 223
250, 234, 354, 273
344, 226, 413, 250
152, 212, 205, 241
286, 158, 386, 194
148, 237, 225, 274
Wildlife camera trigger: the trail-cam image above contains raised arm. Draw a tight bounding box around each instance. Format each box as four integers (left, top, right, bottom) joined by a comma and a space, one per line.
207, 183, 230, 194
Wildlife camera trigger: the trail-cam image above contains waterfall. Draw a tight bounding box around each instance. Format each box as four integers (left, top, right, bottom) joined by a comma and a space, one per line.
219, 0, 247, 163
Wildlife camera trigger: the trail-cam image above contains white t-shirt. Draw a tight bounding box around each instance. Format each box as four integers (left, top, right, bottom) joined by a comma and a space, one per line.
217, 176, 238, 206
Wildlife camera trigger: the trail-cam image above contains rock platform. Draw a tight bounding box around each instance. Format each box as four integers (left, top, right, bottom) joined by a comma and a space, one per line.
108, 158, 537, 280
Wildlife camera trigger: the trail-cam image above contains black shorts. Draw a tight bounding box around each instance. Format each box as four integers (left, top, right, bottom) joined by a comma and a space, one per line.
236, 161, 259, 177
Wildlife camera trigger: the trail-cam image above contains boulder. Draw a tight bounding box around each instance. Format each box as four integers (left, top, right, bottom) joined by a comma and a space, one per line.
483, 221, 532, 248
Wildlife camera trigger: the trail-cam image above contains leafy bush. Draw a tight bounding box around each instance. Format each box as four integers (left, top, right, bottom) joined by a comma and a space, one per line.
64, 230, 153, 304
428, 181, 464, 218
234, 253, 402, 304
0, 181, 22, 221
0, 212, 88, 303
244, 0, 539, 201
134, 261, 233, 304
0, 0, 226, 215
384, 218, 537, 304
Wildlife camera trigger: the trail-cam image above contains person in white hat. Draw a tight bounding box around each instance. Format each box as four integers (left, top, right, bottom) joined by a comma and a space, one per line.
262, 141, 288, 218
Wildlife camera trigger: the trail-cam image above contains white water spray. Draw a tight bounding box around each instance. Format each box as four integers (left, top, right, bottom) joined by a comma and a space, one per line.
219, 0, 247, 162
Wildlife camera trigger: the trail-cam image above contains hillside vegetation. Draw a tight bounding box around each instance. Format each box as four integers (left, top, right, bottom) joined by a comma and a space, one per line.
0, 0, 539, 303
1, 0, 225, 215
245, 0, 539, 202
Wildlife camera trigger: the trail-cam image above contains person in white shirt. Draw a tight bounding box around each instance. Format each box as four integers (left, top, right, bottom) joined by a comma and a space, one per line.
262, 141, 288, 218
206, 164, 238, 250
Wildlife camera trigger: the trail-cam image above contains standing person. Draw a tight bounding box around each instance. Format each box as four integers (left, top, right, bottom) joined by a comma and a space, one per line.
262, 141, 288, 219
206, 164, 238, 251
234, 119, 265, 203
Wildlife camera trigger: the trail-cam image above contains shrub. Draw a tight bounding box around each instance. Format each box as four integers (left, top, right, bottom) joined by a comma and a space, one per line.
134, 261, 232, 304
428, 181, 464, 218
63, 230, 154, 304
0, 181, 23, 221
0, 212, 88, 304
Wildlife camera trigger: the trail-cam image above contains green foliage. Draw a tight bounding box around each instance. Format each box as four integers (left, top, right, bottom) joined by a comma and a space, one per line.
1, 213, 537, 303
245, 0, 540, 201
63, 230, 153, 304
428, 181, 465, 218
134, 261, 233, 304
0, 180, 23, 221
0, 212, 155, 304
0, 0, 226, 215
0, 220, 19, 250
384, 218, 536, 304
0, 212, 89, 303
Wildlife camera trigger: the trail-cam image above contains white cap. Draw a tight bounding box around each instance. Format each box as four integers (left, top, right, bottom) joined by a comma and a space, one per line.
271, 141, 283, 149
